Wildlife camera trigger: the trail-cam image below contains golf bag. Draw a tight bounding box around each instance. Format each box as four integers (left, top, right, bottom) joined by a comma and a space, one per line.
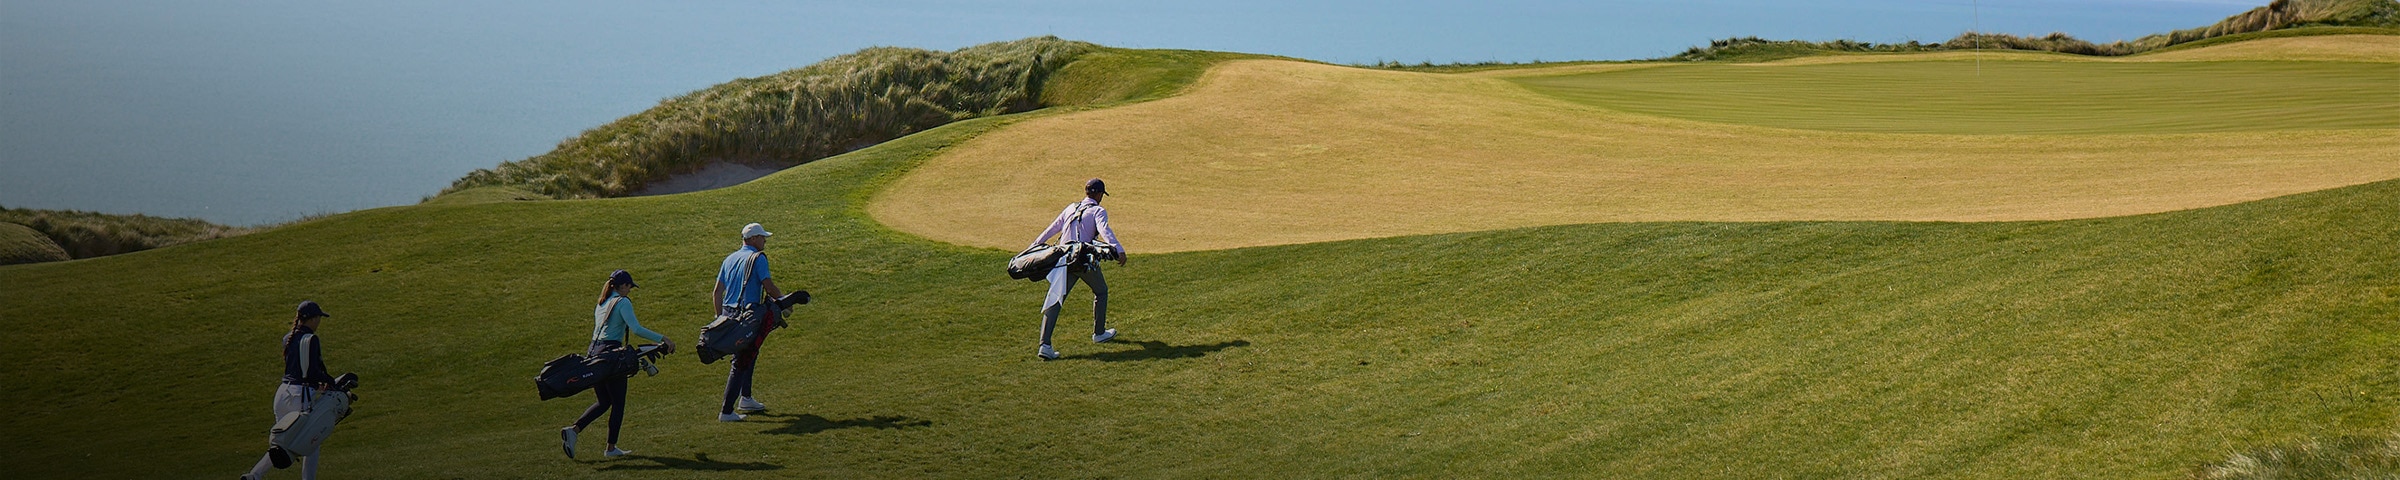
535, 345, 659, 400
266, 373, 359, 468
697, 306, 763, 365
1007, 244, 1063, 280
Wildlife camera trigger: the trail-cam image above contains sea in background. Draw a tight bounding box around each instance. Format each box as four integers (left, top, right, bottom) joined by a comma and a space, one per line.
0, 0, 2250, 225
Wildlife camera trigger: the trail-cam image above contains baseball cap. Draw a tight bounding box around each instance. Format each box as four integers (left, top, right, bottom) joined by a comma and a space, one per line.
609, 269, 639, 288
742, 223, 772, 239
1085, 178, 1108, 196
296, 301, 330, 319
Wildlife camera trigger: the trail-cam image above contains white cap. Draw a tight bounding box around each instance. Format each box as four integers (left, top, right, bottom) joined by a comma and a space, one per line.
741, 223, 772, 239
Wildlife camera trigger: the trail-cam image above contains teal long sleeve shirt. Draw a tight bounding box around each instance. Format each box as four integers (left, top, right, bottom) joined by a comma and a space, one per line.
593, 293, 665, 343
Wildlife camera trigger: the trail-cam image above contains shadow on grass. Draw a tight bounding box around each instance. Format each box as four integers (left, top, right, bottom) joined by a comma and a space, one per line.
756, 413, 934, 436
595, 453, 782, 472
1064, 339, 1250, 362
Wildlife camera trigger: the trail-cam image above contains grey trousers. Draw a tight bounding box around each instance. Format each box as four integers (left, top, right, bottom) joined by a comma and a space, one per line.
1039, 263, 1106, 346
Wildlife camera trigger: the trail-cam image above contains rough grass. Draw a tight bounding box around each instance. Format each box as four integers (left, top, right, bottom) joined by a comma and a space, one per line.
874, 54, 2400, 252
0, 206, 250, 260
442, 36, 1100, 199
8, 96, 2400, 478
2194, 432, 2400, 479
0, 222, 69, 265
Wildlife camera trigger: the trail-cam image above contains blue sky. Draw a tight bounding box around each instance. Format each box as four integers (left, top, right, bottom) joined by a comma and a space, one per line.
0, 0, 2262, 224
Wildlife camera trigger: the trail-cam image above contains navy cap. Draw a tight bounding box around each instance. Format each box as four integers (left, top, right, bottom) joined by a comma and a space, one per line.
609, 269, 639, 288
1085, 178, 1108, 196
296, 301, 330, 319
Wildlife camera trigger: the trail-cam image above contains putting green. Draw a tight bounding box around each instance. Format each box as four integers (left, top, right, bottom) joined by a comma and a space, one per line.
873, 42, 2400, 253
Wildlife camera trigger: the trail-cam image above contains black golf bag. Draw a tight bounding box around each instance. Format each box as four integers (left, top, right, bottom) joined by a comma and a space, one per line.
266, 373, 360, 468
1007, 244, 1064, 280
534, 345, 658, 400
697, 292, 807, 364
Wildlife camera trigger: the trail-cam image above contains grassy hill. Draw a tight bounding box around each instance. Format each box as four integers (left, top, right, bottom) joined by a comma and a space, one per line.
7, 38, 2400, 477
875, 40, 2400, 253
0, 222, 68, 265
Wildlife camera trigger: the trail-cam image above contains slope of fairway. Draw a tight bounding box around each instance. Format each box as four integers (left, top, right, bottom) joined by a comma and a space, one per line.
6, 104, 2400, 478
873, 56, 2400, 252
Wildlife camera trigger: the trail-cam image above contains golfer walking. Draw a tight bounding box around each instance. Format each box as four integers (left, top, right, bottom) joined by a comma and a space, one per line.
562, 270, 673, 459
243, 301, 336, 480
713, 223, 786, 421
1028, 178, 1128, 360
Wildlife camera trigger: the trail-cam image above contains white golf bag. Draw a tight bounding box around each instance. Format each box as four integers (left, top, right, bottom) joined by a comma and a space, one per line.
266, 373, 357, 468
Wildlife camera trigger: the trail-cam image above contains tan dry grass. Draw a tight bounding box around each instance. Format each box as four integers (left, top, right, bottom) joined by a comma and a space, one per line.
2135, 34, 2400, 62
871, 59, 2400, 252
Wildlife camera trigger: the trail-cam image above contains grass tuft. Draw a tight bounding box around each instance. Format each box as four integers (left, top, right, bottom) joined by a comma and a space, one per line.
2195, 432, 2400, 479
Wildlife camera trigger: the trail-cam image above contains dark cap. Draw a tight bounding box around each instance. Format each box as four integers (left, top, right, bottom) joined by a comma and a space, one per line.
296, 301, 330, 319
1085, 178, 1109, 196
609, 269, 639, 288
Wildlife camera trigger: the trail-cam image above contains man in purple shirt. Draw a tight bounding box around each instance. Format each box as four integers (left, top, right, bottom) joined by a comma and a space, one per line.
1027, 178, 1128, 360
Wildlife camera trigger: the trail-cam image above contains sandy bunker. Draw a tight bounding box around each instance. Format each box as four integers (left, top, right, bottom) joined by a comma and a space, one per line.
873, 38, 2400, 253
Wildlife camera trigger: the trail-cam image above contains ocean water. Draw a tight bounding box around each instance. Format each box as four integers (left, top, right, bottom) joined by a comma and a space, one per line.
0, 0, 2247, 225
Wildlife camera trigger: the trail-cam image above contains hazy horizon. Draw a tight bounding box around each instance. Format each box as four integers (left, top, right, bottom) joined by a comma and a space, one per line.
1, 0, 2258, 225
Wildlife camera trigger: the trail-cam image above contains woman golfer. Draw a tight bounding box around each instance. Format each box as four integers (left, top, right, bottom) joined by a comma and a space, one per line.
243, 301, 336, 480
561, 270, 673, 459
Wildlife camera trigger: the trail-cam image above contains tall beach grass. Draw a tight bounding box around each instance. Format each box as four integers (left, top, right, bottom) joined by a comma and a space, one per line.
443, 36, 1101, 199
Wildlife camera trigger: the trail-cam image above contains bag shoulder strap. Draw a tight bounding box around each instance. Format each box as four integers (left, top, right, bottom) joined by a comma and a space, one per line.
592, 295, 625, 340
1064, 202, 1097, 244
730, 251, 765, 307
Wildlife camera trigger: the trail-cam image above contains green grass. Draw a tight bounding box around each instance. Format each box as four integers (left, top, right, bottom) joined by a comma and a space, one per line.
1510, 59, 2400, 134
0, 222, 68, 265
1039, 49, 1264, 107
7, 83, 2400, 477
1664, 1, 2400, 61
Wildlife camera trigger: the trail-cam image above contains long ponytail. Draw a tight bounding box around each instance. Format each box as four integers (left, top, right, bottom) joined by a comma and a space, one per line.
598, 278, 617, 306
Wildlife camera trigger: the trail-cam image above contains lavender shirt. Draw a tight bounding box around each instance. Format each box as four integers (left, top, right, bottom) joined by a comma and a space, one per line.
1030, 198, 1123, 252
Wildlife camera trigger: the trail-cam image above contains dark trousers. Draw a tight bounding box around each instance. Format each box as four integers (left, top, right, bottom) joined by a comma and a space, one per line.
573, 341, 628, 444
721, 306, 779, 414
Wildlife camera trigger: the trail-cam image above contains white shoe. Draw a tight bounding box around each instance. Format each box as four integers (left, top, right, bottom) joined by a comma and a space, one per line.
719, 412, 747, 422
1037, 344, 1060, 360
604, 447, 632, 458
737, 396, 767, 413
1094, 329, 1117, 343
560, 426, 578, 459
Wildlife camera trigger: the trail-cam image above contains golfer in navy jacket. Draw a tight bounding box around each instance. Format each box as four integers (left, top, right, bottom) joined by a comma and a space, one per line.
244, 301, 335, 480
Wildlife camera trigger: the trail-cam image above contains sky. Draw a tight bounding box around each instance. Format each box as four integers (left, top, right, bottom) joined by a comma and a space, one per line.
0, 0, 2262, 225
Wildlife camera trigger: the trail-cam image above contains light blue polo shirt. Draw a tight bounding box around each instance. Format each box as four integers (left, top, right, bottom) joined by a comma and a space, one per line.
716, 245, 772, 306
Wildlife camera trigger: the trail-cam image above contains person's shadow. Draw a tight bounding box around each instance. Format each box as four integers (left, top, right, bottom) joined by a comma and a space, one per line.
1064, 339, 1249, 362
595, 453, 782, 471
758, 413, 934, 436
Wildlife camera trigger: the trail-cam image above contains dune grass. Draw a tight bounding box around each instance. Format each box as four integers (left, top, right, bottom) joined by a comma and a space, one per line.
0, 206, 250, 260
442, 37, 1100, 199
1511, 59, 2400, 135
8, 91, 2400, 477
0, 222, 69, 265
874, 54, 2400, 252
